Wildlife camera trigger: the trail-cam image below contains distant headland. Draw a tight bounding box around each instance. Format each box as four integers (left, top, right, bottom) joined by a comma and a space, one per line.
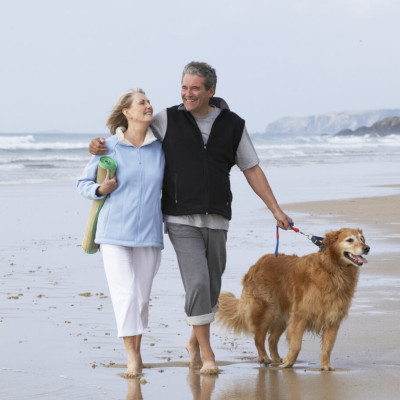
264, 109, 400, 135
335, 116, 400, 136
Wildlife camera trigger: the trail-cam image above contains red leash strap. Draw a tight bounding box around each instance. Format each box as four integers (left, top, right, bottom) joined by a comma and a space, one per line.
275, 223, 325, 256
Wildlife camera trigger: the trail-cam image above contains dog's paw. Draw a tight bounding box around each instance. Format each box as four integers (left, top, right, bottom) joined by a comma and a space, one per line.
258, 356, 272, 365
281, 357, 294, 368
271, 357, 283, 364
320, 364, 335, 371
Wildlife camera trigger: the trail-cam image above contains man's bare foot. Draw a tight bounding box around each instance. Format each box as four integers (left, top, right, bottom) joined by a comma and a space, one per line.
186, 342, 202, 368
199, 360, 219, 375
122, 367, 143, 379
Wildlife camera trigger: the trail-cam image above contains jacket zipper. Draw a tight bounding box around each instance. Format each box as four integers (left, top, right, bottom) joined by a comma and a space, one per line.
137, 147, 143, 241
186, 112, 213, 214
186, 110, 226, 214
174, 173, 178, 205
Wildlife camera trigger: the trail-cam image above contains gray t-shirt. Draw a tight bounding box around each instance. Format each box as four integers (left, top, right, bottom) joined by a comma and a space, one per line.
151, 106, 260, 230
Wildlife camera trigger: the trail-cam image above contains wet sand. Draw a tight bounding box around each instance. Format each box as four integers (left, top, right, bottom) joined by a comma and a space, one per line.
1, 181, 399, 399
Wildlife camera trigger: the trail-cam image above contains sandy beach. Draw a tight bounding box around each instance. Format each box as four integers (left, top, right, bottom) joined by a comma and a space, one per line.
1, 177, 399, 399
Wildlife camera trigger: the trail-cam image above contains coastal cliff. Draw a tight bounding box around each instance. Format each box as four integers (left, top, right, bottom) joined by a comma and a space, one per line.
335, 117, 400, 136
264, 109, 400, 135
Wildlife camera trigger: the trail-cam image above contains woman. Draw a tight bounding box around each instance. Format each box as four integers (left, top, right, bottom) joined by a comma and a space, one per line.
77, 88, 165, 378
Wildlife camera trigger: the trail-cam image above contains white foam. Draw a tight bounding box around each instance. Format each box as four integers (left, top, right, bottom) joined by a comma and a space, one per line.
0, 134, 93, 150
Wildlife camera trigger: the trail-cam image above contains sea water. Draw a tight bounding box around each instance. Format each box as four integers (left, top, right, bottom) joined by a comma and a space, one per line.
1, 132, 399, 202
0, 133, 99, 185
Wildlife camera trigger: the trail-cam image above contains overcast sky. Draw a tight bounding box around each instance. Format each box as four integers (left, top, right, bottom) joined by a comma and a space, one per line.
1, 0, 399, 134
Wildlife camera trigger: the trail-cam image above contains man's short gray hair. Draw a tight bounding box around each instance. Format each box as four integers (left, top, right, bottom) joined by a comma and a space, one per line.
182, 61, 217, 91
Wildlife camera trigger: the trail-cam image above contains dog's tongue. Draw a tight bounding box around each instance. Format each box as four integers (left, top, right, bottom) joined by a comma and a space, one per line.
355, 255, 368, 264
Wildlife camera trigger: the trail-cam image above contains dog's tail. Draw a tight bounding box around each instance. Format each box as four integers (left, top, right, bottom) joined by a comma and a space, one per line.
215, 291, 251, 335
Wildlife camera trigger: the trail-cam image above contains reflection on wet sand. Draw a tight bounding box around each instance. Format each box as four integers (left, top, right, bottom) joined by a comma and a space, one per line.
120, 359, 350, 400
186, 365, 344, 400
126, 376, 143, 400
186, 368, 218, 400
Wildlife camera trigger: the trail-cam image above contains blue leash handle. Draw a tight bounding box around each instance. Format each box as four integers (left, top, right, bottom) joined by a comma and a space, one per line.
274, 227, 280, 257
275, 222, 294, 257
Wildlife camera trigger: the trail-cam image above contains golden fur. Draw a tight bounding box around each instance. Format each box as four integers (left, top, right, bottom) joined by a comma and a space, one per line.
216, 228, 370, 371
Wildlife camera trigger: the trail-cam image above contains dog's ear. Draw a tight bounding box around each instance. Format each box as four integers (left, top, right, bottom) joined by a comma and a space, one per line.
323, 230, 341, 249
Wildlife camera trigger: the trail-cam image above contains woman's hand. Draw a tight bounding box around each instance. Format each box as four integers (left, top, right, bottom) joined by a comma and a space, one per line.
97, 169, 117, 196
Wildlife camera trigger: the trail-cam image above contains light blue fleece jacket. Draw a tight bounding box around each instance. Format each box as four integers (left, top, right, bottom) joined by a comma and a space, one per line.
77, 129, 165, 248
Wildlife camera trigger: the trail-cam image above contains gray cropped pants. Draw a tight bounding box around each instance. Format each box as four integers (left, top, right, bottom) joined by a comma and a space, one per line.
167, 223, 227, 326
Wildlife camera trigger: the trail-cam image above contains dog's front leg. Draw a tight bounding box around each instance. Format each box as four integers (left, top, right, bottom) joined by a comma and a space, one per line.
320, 325, 339, 371
281, 317, 306, 368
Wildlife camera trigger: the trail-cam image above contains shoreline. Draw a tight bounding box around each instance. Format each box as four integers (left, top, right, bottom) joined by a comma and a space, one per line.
283, 192, 400, 228
282, 193, 400, 260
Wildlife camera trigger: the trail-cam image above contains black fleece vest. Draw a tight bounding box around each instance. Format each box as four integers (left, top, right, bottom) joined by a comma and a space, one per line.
161, 106, 244, 220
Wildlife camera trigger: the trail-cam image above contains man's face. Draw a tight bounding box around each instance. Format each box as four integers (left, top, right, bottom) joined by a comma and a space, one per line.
181, 74, 215, 116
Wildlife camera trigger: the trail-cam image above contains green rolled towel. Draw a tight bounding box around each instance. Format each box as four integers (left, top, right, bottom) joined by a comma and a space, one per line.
82, 156, 117, 254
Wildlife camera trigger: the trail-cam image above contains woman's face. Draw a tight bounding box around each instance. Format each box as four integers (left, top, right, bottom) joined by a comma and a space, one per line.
124, 93, 153, 124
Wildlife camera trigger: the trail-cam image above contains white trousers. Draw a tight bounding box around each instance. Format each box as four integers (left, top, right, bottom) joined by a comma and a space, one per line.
101, 244, 161, 337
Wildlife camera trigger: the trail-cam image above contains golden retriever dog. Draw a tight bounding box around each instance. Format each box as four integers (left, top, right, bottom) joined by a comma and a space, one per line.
216, 228, 370, 371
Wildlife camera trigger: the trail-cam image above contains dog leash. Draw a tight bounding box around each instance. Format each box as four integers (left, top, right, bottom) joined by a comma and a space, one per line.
275, 222, 325, 257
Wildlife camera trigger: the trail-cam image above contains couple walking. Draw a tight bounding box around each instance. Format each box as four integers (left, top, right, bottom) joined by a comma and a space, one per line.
77, 61, 292, 377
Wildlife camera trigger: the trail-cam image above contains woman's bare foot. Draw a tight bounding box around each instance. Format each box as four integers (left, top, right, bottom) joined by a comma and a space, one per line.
122, 335, 143, 378
123, 352, 143, 378
186, 342, 202, 368
199, 360, 219, 375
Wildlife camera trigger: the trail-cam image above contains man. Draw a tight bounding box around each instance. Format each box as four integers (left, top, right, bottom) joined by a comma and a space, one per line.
89, 61, 292, 374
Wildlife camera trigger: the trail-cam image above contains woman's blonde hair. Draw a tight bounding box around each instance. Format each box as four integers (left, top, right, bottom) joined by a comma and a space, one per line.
106, 88, 145, 134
